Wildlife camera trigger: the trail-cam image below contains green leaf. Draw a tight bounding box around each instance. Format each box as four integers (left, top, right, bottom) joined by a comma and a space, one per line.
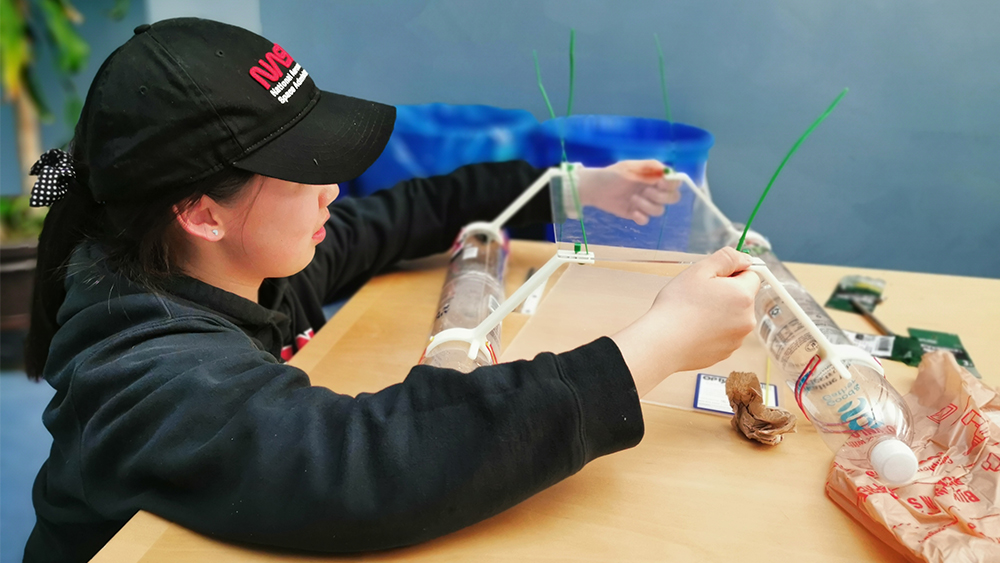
0, 0, 30, 96
108, 0, 130, 21
0, 196, 15, 221
0, 195, 47, 240
10, 192, 31, 214
40, 0, 89, 74
22, 67, 53, 121
55, 0, 83, 24
63, 91, 82, 127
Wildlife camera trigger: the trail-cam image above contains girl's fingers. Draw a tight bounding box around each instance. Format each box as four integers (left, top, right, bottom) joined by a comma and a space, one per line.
642, 185, 680, 205
613, 159, 669, 182
631, 195, 666, 218
658, 178, 683, 197
702, 247, 754, 278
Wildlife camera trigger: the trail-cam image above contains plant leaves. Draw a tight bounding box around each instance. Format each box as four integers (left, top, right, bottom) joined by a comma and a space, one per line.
63, 91, 81, 127
56, 0, 83, 24
0, 194, 48, 240
108, 0, 130, 21
0, 196, 15, 220
22, 66, 53, 121
40, 0, 89, 74
0, 0, 30, 97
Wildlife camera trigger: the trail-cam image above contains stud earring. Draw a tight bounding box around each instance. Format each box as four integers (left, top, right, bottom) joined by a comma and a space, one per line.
212, 229, 219, 236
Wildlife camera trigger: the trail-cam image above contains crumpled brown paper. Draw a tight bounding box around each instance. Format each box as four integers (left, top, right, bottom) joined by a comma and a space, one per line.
725, 371, 798, 446
826, 351, 1000, 562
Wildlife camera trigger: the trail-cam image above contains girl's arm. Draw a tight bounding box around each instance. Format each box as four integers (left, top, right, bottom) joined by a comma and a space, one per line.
68, 323, 641, 553
298, 160, 550, 304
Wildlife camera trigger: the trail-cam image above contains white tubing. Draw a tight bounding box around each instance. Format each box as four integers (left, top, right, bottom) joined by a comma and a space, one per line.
488, 167, 563, 232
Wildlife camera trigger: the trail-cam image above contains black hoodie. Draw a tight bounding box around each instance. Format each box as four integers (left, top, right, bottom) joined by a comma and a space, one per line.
24, 161, 644, 562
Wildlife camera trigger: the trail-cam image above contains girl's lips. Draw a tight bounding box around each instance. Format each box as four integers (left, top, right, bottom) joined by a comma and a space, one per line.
312, 226, 326, 242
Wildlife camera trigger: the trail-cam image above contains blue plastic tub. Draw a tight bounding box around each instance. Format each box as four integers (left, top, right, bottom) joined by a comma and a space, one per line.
531, 115, 713, 182
532, 115, 715, 250
346, 103, 539, 197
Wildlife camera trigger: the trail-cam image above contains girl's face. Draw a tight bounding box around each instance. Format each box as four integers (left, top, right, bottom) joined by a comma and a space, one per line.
221, 177, 339, 280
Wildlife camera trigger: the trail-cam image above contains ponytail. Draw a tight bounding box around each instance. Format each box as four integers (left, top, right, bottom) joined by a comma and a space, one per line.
25, 160, 102, 379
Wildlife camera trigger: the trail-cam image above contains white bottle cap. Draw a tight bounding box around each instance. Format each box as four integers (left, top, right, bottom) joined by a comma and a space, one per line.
869, 438, 918, 485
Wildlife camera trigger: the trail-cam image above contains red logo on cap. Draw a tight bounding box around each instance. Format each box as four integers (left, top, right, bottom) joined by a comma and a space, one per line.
248, 44, 309, 104
249, 44, 294, 88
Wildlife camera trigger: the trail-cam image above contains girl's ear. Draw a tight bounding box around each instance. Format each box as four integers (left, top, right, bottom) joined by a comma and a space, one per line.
174, 195, 224, 241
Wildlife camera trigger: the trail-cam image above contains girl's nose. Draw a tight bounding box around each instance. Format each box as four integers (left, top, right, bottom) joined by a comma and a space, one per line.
320, 184, 340, 207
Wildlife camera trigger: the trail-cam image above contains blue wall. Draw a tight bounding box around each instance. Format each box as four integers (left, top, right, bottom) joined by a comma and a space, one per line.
3, 0, 997, 277
260, 0, 1000, 278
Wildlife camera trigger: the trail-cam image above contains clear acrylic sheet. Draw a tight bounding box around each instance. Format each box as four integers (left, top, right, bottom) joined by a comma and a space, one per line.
518, 165, 766, 411
547, 166, 741, 262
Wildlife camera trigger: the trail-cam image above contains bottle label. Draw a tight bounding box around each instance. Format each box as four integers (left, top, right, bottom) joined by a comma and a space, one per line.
759, 316, 775, 342
842, 330, 896, 358
836, 396, 883, 431
795, 356, 890, 436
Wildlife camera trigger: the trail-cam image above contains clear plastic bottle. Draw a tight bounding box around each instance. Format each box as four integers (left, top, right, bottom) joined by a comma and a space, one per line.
420, 231, 508, 373
751, 244, 854, 370
748, 243, 918, 484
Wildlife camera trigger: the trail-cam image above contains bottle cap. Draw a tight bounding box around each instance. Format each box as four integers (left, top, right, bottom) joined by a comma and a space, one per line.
870, 438, 918, 485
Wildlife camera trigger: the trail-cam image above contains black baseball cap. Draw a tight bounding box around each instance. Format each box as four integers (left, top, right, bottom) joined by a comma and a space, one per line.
76, 18, 395, 203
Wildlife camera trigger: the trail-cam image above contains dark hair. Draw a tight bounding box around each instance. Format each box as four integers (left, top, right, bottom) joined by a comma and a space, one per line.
24, 144, 255, 380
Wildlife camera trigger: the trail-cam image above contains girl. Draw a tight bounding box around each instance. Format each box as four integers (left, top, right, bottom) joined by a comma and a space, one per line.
22, 18, 759, 562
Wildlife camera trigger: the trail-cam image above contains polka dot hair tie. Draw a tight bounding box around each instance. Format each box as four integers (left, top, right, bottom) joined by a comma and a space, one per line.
29, 149, 77, 207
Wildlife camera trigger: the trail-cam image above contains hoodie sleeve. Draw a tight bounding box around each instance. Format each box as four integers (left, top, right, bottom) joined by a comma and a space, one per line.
298, 160, 551, 304
67, 318, 642, 553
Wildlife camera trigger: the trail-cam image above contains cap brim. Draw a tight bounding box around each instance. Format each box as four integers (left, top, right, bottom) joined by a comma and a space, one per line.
233, 91, 395, 185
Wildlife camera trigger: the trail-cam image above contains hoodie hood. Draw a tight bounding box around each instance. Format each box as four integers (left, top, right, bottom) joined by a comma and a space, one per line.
59, 242, 292, 357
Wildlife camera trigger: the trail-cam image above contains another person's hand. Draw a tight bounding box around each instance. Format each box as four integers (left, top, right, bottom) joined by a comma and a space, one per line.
575, 160, 682, 225
611, 247, 761, 396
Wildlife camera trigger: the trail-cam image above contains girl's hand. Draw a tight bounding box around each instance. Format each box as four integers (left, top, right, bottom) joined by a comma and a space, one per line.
575, 160, 682, 225
611, 247, 761, 396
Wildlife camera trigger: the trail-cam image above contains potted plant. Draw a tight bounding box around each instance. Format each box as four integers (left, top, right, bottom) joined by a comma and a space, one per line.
0, 0, 127, 366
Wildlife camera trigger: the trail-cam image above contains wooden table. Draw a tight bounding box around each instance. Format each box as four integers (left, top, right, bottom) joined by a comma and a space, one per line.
93, 240, 1000, 562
